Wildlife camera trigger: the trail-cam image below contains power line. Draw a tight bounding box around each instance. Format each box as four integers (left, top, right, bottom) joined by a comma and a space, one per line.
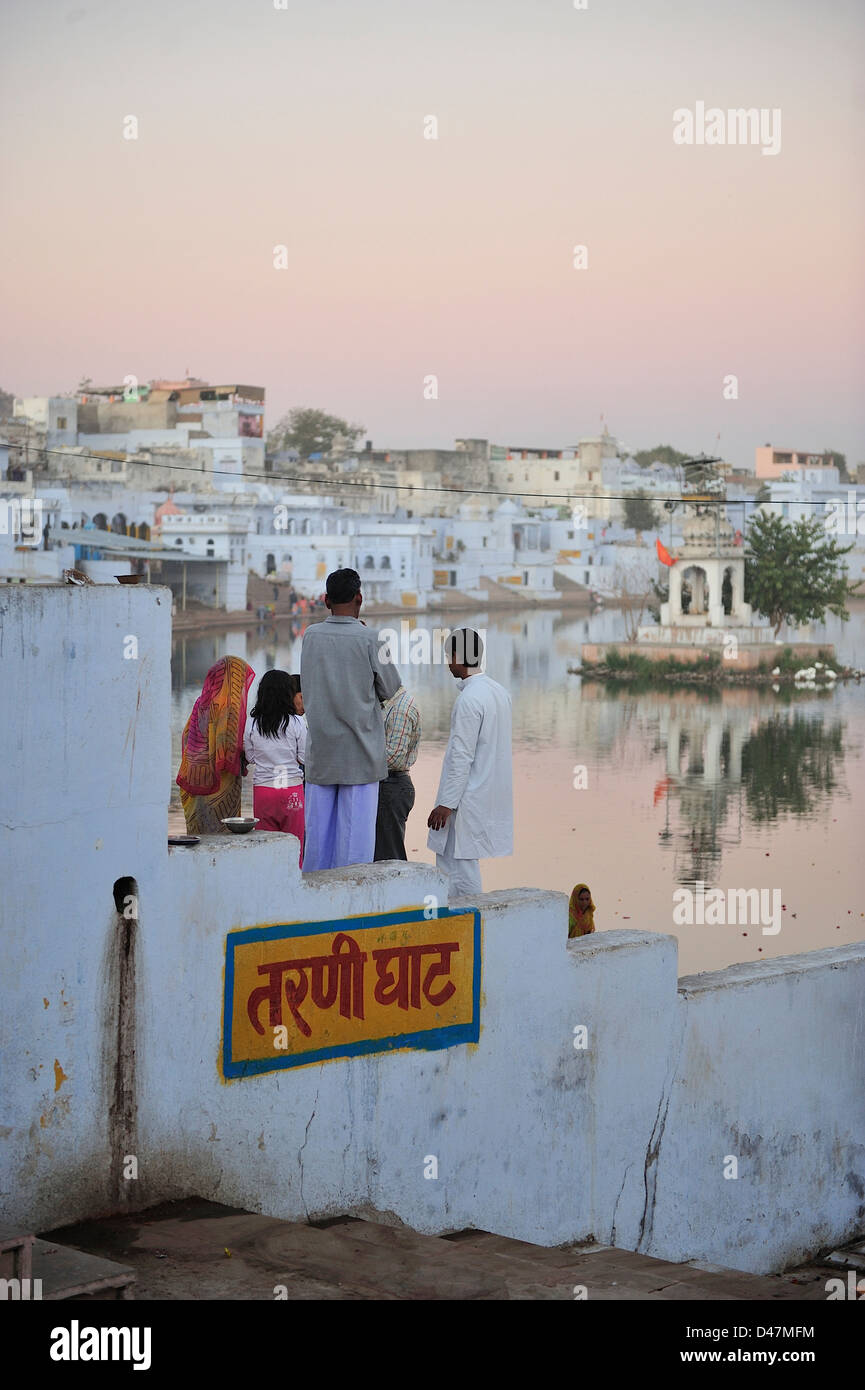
8, 442, 780, 510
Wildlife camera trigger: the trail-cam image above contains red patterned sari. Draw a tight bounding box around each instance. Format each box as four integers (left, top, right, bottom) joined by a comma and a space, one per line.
177, 656, 255, 833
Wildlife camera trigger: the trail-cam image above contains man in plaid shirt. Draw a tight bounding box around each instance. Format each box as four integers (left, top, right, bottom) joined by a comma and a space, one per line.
374, 684, 421, 862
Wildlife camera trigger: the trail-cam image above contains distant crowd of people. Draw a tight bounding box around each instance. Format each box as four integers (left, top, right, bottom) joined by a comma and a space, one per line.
176, 566, 597, 926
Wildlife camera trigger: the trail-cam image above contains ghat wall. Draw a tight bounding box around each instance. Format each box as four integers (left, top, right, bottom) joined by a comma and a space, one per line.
1, 587, 862, 1274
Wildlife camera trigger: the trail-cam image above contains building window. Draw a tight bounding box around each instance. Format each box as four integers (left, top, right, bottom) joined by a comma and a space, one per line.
364, 555, 375, 569
380, 555, 391, 570
175, 538, 183, 546
57, 416, 67, 430
482, 537, 487, 547
554, 471, 560, 481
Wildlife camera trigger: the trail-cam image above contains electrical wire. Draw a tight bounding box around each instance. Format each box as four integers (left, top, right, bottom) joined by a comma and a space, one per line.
3, 443, 778, 510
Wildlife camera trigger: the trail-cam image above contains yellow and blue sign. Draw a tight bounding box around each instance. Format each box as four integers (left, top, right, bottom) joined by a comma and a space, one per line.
222, 907, 481, 1078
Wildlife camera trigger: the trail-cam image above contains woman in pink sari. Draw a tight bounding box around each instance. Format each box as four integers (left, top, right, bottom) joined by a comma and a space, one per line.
176, 656, 255, 833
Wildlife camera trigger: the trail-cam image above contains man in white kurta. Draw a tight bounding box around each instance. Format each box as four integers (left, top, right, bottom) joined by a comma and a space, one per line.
427, 629, 513, 898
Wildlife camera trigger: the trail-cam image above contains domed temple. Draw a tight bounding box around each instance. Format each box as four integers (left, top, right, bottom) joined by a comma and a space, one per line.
583, 464, 836, 669
643, 506, 773, 647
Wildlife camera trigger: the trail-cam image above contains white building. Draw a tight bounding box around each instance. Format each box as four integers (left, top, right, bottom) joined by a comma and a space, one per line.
245, 501, 436, 609
160, 512, 249, 610
426, 498, 556, 599
12, 396, 78, 447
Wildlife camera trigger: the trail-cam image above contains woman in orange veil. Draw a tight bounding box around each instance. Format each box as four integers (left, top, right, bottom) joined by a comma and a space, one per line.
177, 656, 255, 833
568, 883, 596, 938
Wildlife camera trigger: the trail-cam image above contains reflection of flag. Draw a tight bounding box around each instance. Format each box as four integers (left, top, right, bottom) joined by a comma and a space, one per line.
653, 777, 671, 806
656, 538, 675, 566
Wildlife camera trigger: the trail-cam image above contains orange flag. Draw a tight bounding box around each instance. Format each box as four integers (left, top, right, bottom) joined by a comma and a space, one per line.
656, 538, 675, 566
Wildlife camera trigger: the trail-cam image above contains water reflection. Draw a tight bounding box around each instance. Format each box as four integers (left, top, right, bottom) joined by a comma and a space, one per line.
646, 693, 849, 885
741, 715, 846, 823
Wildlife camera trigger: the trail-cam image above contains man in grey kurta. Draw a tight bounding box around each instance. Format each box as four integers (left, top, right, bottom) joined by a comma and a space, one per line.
301, 568, 401, 870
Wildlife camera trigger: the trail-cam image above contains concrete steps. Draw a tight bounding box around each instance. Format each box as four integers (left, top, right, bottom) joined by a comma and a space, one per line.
37, 1200, 833, 1300
0, 1223, 135, 1301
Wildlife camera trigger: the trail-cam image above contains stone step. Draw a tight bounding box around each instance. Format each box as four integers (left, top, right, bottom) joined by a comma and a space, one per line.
32, 1239, 136, 1301
0, 1223, 35, 1281
37, 1199, 840, 1300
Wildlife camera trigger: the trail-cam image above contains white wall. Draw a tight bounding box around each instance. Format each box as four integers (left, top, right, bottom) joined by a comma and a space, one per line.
1, 586, 863, 1274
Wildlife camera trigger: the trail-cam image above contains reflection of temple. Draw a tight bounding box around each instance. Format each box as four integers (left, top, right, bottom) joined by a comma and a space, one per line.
655, 693, 748, 885
652, 690, 847, 885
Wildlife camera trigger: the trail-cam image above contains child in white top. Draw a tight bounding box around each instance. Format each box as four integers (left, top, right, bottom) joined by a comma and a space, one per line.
243, 671, 306, 860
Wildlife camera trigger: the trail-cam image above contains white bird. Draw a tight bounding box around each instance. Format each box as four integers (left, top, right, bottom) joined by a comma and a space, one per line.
771, 667, 780, 676
825, 669, 837, 679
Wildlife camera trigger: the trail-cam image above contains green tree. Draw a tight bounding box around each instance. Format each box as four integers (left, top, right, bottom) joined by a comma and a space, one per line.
632, 444, 690, 470
744, 510, 859, 636
267, 408, 364, 460
623, 490, 658, 533
0, 385, 14, 418
754, 481, 771, 503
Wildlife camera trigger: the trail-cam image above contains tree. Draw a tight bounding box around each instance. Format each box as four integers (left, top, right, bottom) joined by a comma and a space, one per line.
623, 490, 657, 534
823, 449, 849, 482
754, 481, 771, 503
267, 408, 364, 460
744, 510, 859, 636
611, 556, 657, 640
632, 444, 690, 470
0, 386, 14, 419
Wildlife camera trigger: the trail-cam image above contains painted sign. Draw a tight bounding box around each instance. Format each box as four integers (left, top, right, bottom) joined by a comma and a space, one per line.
222, 907, 481, 1078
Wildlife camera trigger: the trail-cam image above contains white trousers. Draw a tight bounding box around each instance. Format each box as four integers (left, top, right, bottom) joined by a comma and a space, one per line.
435, 820, 482, 898
303, 782, 378, 871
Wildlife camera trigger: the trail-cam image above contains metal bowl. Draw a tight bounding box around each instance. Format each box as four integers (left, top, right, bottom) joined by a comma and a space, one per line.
221, 818, 259, 834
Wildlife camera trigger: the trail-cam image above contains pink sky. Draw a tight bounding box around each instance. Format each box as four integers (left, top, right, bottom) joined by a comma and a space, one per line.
1, 0, 863, 468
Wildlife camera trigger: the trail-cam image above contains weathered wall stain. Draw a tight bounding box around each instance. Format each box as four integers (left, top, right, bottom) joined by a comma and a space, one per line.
103, 877, 139, 1209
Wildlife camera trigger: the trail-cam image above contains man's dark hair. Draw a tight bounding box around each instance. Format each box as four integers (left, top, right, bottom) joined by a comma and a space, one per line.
445, 628, 484, 668
326, 568, 361, 604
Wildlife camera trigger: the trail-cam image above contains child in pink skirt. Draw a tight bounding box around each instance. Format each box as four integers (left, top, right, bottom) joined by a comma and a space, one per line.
243, 670, 307, 863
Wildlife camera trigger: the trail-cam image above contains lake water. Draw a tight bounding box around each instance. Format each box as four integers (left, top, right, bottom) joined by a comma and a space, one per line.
170, 603, 865, 977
